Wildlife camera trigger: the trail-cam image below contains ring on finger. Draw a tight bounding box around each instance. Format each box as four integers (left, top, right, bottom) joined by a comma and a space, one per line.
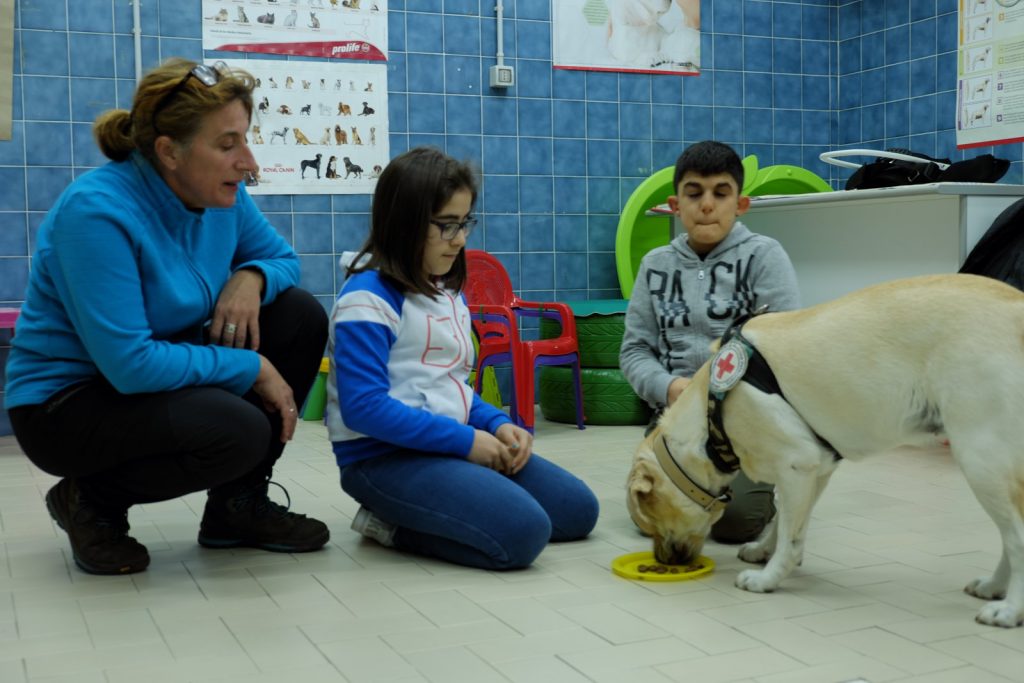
224, 322, 238, 335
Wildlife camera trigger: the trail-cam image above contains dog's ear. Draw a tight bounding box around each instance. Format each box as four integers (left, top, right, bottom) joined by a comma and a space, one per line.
628, 461, 655, 495
627, 459, 657, 527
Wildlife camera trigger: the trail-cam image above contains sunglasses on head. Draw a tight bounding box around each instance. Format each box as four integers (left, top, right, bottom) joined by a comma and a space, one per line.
150, 62, 224, 137
149, 62, 259, 187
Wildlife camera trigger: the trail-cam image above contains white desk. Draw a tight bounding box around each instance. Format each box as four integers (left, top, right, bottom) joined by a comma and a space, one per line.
738, 182, 1024, 306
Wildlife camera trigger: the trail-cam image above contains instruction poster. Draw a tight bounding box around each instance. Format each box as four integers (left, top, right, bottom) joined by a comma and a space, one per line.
956, 0, 1024, 148
552, 0, 700, 75
203, 0, 387, 61
222, 59, 388, 195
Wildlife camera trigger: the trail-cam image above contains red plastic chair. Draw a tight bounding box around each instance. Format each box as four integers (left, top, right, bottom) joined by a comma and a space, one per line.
464, 250, 584, 432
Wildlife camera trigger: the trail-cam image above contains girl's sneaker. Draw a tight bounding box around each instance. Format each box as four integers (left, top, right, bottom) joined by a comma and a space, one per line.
350, 506, 396, 547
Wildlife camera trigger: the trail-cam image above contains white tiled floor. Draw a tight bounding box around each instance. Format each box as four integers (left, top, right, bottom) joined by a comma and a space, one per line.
1, 416, 1022, 682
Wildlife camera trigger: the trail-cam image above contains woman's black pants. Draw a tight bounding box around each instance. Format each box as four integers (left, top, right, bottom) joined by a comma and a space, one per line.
8, 288, 328, 509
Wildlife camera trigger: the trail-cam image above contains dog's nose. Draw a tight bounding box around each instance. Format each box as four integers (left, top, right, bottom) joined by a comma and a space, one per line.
654, 540, 697, 566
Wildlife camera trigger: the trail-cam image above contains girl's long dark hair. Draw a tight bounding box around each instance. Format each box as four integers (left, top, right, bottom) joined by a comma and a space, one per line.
349, 147, 477, 296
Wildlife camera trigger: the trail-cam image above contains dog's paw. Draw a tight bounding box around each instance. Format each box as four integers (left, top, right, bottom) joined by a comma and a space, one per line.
735, 568, 778, 593
976, 600, 1024, 628
965, 576, 1007, 600
738, 542, 771, 564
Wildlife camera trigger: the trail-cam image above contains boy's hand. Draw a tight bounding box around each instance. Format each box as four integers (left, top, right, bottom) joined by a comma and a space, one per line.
667, 376, 691, 406
495, 423, 533, 475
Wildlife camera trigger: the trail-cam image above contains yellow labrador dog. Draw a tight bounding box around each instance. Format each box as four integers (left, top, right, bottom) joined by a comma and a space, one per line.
627, 274, 1024, 627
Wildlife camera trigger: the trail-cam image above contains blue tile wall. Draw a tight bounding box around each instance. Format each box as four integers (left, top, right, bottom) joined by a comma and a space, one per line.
0, 0, 1006, 319
836, 0, 1020, 185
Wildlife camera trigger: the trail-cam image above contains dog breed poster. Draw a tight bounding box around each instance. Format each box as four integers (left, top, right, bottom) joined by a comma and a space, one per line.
202, 0, 388, 61
553, 0, 700, 75
955, 0, 1024, 149
220, 59, 388, 195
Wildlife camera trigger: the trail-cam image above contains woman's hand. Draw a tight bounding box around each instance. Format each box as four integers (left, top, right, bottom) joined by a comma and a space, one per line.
252, 355, 298, 442
211, 269, 264, 349
495, 422, 533, 475
468, 429, 514, 474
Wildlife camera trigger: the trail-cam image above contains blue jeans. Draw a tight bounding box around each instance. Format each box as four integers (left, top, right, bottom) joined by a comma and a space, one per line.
340, 451, 599, 570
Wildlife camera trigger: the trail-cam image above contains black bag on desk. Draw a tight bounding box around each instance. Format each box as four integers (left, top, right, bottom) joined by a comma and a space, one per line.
845, 149, 948, 190
959, 197, 1024, 292
844, 149, 1010, 190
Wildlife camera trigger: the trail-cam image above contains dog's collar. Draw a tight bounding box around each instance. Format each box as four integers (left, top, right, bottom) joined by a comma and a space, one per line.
653, 436, 732, 514
705, 307, 840, 473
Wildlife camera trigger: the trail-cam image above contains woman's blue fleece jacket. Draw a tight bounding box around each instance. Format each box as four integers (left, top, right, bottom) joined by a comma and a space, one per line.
4, 152, 299, 409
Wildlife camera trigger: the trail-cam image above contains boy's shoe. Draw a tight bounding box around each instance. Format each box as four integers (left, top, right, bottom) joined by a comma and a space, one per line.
45, 479, 150, 575
197, 479, 329, 553
350, 506, 396, 547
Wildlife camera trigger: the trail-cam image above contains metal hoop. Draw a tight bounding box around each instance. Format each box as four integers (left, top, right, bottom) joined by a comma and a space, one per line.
819, 149, 950, 171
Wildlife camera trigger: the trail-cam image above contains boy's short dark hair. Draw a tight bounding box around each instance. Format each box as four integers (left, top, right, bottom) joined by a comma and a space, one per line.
673, 140, 744, 192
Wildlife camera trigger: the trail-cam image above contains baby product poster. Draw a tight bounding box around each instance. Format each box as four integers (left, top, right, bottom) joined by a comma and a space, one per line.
552, 0, 700, 75
203, 0, 387, 61
222, 60, 388, 195
956, 0, 1024, 148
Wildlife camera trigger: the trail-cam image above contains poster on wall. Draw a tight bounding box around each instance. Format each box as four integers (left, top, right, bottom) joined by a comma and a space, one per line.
956, 0, 1024, 148
552, 0, 700, 75
223, 59, 388, 195
0, 0, 12, 140
203, 0, 387, 61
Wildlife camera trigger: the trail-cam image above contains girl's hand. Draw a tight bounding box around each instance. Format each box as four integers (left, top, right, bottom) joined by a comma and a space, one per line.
252, 355, 298, 442
468, 429, 513, 474
495, 422, 533, 475
211, 269, 264, 349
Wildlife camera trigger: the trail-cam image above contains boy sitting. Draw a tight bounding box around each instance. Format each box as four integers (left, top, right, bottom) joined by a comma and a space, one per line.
620, 140, 801, 543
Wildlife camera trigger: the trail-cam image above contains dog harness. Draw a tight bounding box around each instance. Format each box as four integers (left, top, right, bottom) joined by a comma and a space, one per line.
704, 307, 777, 472
652, 308, 841, 513
705, 307, 839, 474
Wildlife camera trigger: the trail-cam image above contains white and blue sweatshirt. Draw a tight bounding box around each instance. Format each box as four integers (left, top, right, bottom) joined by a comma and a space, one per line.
327, 268, 512, 467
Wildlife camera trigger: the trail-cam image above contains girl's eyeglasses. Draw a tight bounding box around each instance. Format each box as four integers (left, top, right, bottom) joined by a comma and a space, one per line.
429, 218, 477, 240
151, 62, 223, 136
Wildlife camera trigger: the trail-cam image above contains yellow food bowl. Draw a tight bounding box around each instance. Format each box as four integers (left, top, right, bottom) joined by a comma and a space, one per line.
611, 551, 714, 582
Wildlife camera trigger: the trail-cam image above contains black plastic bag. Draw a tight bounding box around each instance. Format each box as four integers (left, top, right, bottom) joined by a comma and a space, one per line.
845, 149, 1009, 190
845, 149, 949, 190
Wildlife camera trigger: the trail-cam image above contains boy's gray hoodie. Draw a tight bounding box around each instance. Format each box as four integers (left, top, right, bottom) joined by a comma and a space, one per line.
620, 221, 800, 409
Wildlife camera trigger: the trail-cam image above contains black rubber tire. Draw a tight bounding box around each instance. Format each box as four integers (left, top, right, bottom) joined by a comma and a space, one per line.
540, 312, 626, 368
539, 366, 651, 426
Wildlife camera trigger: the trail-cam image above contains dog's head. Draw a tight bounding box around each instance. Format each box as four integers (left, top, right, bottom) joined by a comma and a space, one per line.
627, 444, 721, 565
626, 366, 724, 565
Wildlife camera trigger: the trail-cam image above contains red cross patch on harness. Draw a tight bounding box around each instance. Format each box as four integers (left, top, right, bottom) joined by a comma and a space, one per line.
709, 339, 749, 393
